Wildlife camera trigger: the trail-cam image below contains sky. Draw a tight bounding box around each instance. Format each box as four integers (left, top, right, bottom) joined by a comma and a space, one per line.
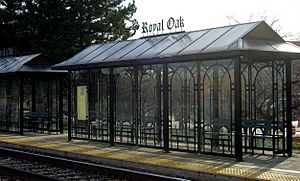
131, 0, 300, 40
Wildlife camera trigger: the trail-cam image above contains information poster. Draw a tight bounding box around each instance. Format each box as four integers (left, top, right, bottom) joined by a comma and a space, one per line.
77, 86, 88, 120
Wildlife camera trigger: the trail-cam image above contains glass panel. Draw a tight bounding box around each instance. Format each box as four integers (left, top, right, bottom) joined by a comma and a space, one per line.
169, 62, 198, 151
72, 70, 89, 139
88, 41, 131, 64
160, 30, 208, 56
115, 67, 134, 144
36, 80, 48, 113
241, 60, 287, 155
0, 75, 62, 134
139, 33, 186, 59
89, 69, 109, 141
179, 27, 232, 55
50, 80, 59, 131
200, 59, 234, 155
78, 43, 117, 64
7, 79, 20, 132
120, 36, 168, 60
23, 78, 32, 131
33, 80, 49, 132
105, 39, 146, 62
65, 44, 101, 65
0, 80, 8, 131
0, 79, 20, 132
292, 59, 300, 126
206, 23, 258, 52
139, 65, 163, 148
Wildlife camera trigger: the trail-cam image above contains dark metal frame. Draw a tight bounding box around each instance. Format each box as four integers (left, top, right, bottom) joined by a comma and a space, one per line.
0, 78, 20, 133
139, 65, 163, 148
240, 58, 289, 156
67, 57, 293, 160
0, 73, 65, 135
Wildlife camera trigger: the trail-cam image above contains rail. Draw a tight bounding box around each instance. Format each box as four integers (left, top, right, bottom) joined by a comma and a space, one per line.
0, 147, 188, 181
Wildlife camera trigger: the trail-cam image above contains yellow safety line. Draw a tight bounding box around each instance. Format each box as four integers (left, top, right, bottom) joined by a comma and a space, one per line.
1, 134, 300, 181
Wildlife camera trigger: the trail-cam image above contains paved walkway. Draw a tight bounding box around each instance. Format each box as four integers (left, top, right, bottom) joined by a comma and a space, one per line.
0, 133, 300, 181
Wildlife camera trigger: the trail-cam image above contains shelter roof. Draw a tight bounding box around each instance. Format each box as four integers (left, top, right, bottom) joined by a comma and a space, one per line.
53, 21, 300, 70
0, 54, 65, 75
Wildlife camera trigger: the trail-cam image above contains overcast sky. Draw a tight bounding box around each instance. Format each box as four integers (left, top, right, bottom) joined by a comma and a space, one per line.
131, 0, 300, 40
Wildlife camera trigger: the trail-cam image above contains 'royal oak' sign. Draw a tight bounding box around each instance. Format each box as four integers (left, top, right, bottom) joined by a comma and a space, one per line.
141, 16, 184, 35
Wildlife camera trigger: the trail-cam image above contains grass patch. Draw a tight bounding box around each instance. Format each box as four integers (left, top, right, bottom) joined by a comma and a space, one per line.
293, 136, 300, 149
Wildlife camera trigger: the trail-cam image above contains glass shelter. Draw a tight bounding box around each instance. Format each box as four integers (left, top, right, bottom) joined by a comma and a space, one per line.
53, 21, 300, 160
0, 54, 66, 134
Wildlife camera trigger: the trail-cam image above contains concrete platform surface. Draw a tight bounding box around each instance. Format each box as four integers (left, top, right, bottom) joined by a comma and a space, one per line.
0, 133, 300, 181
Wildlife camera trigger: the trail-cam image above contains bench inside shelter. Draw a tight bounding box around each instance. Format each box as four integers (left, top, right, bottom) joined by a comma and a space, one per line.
242, 119, 285, 154
24, 112, 49, 133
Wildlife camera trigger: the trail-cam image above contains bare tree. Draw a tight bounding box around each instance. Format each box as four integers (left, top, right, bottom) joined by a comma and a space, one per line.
227, 11, 300, 120
292, 61, 300, 118
226, 10, 299, 40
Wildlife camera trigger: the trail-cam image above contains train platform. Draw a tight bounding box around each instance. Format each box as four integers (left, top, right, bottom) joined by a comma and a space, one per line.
0, 133, 299, 181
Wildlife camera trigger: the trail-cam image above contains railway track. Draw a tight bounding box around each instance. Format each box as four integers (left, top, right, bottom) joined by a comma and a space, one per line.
0, 147, 188, 181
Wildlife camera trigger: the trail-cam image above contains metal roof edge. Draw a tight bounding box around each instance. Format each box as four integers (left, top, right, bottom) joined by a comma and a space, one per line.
53, 22, 263, 68
52, 50, 243, 70
238, 21, 263, 39
225, 22, 262, 50
0, 53, 42, 74
18, 64, 67, 73
286, 42, 300, 50
241, 21, 284, 42
52, 21, 289, 70
51, 49, 300, 71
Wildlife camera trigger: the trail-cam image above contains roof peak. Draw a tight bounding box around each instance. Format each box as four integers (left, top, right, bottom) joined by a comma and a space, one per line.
53, 21, 299, 70
137, 21, 263, 40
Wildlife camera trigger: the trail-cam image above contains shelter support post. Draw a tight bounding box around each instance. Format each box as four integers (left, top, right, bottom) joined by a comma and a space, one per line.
47, 79, 50, 132
59, 77, 64, 134
67, 72, 72, 141
87, 71, 91, 140
212, 65, 220, 150
109, 68, 115, 146
19, 77, 24, 135
32, 78, 36, 113
134, 66, 139, 145
31, 77, 36, 133
286, 59, 292, 156
234, 58, 243, 161
156, 68, 162, 144
163, 64, 169, 153
272, 61, 276, 156
196, 63, 201, 153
